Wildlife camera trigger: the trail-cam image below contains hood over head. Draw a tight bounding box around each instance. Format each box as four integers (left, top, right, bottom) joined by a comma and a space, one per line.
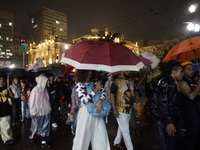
35, 75, 48, 90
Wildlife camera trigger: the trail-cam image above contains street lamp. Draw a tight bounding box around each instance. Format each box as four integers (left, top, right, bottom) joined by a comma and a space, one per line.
9, 64, 15, 68
189, 4, 196, 13
64, 44, 69, 49
187, 22, 200, 32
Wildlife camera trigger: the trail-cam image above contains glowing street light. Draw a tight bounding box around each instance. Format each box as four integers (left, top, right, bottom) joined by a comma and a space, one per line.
187, 22, 194, 31
64, 45, 69, 49
187, 23, 200, 32
9, 64, 15, 68
194, 24, 200, 32
189, 4, 196, 13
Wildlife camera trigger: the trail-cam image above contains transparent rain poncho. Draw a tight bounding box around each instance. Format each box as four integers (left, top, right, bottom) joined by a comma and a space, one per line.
29, 75, 51, 137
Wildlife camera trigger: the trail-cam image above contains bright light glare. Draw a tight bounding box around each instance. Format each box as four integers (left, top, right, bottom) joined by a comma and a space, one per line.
64, 45, 69, 49
195, 24, 200, 32
189, 5, 196, 13
9, 64, 15, 68
187, 23, 194, 31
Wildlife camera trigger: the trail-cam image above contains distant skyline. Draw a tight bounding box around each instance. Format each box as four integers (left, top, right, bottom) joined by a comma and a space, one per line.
1, 0, 199, 42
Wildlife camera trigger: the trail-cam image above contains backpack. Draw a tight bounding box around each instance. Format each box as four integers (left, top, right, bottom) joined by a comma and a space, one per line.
82, 83, 111, 118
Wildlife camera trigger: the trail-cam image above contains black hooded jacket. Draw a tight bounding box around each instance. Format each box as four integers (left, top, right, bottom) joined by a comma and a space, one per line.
153, 75, 180, 124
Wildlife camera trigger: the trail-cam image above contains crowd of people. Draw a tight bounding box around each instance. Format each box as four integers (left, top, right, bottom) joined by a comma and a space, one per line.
0, 60, 199, 150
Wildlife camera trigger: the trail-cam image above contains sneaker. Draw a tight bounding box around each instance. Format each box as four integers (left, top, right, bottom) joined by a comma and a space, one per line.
41, 142, 51, 148
52, 123, 58, 128
4, 140, 14, 145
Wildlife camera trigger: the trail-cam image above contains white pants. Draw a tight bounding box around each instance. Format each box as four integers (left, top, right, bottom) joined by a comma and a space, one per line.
114, 112, 134, 150
72, 105, 110, 150
0, 116, 13, 143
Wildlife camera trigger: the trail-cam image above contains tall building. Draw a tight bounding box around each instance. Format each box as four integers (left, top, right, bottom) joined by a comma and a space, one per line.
29, 6, 67, 44
0, 10, 14, 62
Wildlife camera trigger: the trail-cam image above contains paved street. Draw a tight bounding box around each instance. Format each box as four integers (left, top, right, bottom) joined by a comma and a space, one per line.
0, 96, 160, 150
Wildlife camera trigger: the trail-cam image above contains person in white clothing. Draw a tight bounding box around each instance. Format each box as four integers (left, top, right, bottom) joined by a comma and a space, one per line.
28, 75, 52, 148
72, 70, 110, 150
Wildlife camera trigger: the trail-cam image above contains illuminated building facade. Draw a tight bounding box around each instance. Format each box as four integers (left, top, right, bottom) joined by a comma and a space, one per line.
29, 6, 67, 44
28, 36, 70, 67
0, 10, 13, 61
72, 28, 141, 54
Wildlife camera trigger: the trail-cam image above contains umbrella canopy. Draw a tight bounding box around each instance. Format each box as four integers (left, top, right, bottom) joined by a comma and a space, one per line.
36, 64, 66, 76
140, 52, 160, 69
0, 68, 27, 77
138, 56, 152, 66
60, 41, 144, 73
0, 68, 27, 86
163, 36, 200, 63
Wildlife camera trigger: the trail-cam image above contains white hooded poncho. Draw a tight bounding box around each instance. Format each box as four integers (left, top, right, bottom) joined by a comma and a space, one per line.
29, 75, 51, 117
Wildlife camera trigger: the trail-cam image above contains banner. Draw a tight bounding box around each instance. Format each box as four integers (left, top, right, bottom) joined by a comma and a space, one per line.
28, 59, 44, 71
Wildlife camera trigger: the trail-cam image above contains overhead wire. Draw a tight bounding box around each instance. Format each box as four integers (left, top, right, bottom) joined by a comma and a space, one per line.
99, 0, 188, 32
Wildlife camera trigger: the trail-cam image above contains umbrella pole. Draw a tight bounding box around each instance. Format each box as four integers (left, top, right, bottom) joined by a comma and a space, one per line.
196, 59, 200, 73
7, 74, 9, 87
194, 50, 200, 73
136, 73, 148, 90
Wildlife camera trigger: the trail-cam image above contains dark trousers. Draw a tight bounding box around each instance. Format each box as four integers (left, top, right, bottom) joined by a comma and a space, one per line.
50, 100, 59, 124
156, 119, 179, 150
12, 98, 21, 123
179, 115, 200, 150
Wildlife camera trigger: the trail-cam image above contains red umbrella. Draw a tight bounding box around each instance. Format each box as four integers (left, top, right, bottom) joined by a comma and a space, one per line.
60, 41, 144, 73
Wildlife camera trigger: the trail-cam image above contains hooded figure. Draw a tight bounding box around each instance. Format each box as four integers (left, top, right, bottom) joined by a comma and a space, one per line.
29, 75, 52, 148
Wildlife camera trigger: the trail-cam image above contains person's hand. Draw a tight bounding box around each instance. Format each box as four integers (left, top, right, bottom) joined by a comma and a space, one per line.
166, 123, 176, 137
93, 99, 103, 114
113, 108, 119, 118
8, 98, 12, 105
7, 86, 11, 91
94, 81, 102, 92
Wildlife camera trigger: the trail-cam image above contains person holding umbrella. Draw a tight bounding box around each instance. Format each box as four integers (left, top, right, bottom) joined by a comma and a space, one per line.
72, 70, 110, 150
0, 74, 14, 145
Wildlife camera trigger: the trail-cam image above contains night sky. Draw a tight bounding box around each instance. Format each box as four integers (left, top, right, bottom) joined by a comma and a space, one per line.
1, 0, 198, 42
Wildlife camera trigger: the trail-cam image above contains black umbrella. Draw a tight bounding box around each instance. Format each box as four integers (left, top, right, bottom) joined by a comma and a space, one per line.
0, 68, 27, 86
36, 64, 66, 77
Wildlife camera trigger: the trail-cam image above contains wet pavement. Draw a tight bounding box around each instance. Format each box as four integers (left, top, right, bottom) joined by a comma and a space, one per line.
0, 96, 160, 150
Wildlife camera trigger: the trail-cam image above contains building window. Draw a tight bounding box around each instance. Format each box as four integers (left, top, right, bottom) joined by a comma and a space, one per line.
6, 37, 9, 41
33, 24, 38, 28
10, 39, 13, 41
31, 18, 34, 24
6, 49, 10, 52
60, 28, 64, 31
9, 22, 12, 26
6, 56, 10, 59
0, 24, 1, 28
0, 45, 3, 47
56, 20, 60, 24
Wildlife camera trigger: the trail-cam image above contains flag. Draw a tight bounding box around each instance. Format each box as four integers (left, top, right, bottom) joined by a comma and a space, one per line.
28, 59, 44, 71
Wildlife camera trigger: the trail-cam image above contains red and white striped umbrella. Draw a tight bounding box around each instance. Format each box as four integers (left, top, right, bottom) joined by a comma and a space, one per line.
60, 41, 144, 73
